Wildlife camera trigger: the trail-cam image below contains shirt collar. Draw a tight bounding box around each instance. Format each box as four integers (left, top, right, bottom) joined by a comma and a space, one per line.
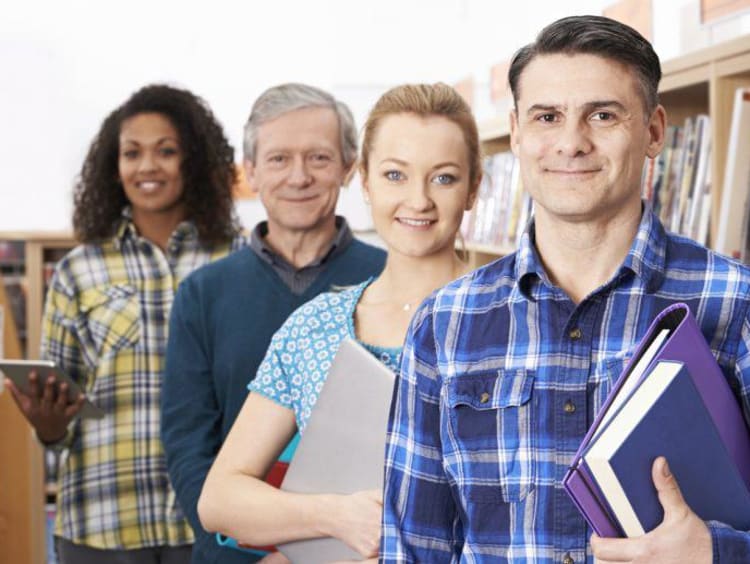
112, 206, 199, 252
250, 215, 353, 269
515, 201, 667, 300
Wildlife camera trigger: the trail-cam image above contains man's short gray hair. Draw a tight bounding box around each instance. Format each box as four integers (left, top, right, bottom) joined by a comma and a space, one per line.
243, 83, 358, 169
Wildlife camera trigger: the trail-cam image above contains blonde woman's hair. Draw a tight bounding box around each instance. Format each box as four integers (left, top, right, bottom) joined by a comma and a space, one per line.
360, 83, 482, 196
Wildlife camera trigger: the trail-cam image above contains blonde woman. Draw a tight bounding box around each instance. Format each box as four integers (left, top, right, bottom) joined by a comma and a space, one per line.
198, 83, 482, 559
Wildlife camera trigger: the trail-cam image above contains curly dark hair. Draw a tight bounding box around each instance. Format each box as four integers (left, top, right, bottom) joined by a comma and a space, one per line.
73, 83, 239, 245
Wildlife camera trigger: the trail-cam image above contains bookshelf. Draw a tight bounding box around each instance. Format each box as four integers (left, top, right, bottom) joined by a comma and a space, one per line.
0, 232, 76, 358
465, 33, 750, 267
0, 232, 75, 564
0, 273, 46, 564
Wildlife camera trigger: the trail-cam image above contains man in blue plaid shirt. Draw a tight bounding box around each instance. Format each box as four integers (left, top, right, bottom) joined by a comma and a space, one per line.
381, 15, 750, 563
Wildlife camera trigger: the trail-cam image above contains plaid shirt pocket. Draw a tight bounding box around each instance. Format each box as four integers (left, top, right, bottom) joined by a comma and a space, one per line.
445, 369, 536, 504
79, 284, 142, 358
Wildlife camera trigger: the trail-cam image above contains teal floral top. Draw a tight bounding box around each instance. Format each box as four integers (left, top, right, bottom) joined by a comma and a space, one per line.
249, 279, 401, 432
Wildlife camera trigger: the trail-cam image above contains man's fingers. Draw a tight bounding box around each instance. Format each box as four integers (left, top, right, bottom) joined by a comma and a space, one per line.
590, 534, 638, 562
652, 456, 689, 523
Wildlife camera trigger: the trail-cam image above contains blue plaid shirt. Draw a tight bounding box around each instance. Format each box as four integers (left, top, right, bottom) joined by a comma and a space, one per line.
381, 207, 750, 563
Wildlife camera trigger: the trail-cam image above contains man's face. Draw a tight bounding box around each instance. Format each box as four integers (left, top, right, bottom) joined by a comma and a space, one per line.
245, 106, 347, 237
510, 53, 665, 226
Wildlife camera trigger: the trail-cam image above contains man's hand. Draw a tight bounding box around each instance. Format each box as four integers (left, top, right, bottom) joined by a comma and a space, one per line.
590, 457, 712, 563
4, 370, 85, 443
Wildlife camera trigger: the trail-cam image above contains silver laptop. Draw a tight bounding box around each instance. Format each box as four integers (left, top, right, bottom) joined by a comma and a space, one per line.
278, 338, 396, 563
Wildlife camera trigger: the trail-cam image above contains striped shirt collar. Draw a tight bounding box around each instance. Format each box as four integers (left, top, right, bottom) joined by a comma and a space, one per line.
112, 207, 201, 253
516, 202, 667, 301
249, 215, 353, 270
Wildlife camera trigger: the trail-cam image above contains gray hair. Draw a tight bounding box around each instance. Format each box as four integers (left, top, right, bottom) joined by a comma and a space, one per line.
243, 83, 358, 168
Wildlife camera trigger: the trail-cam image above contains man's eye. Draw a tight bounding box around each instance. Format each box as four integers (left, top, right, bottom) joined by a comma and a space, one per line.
385, 170, 403, 182
592, 111, 615, 121
536, 113, 557, 123
269, 155, 286, 163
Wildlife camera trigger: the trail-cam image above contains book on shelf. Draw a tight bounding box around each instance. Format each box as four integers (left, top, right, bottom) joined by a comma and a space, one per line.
563, 302, 750, 537
642, 115, 711, 245
462, 151, 526, 252
685, 115, 711, 244
1, 275, 27, 338
716, 89, 750, 260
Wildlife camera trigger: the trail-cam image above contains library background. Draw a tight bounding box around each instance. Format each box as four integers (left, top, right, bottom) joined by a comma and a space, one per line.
1, 0, 750, 562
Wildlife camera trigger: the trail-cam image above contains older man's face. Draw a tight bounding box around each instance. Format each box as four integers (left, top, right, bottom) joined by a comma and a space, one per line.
245, 106, 346, 238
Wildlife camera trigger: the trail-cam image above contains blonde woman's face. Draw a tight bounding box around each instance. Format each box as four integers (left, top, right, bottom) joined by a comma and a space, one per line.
362, 113, 473, 260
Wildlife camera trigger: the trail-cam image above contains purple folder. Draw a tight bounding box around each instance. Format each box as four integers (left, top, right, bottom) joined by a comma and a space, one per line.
563, 302, 750, 537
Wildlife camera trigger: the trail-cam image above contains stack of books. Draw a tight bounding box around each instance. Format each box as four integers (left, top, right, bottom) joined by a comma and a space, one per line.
564, 303, 750, 537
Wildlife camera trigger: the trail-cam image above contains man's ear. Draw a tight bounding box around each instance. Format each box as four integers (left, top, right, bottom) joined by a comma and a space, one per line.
510, 108, 520, 157
243, 159, 258, 194
646, 104, 667, 159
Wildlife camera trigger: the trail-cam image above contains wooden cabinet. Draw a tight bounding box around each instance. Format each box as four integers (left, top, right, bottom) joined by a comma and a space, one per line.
0, 232, 75, 564
466, 33, 750, 267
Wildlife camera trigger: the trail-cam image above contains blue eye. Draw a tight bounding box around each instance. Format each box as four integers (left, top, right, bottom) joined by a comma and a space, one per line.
384, 170, 404, 182
434, 173, 457, 185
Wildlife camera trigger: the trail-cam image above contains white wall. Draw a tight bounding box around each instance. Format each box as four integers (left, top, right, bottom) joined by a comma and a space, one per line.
2, 0, 749, 232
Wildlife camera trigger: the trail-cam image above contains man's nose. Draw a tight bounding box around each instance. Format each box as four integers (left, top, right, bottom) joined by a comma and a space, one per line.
555, 120, 593, 158
288, 156, 312, 186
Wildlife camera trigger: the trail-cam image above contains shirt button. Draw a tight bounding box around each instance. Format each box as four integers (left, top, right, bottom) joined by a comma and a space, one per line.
568, 327, 582, 340
563, 554, 574, 564
479, 392, 490, 404
564, 400, 576, 414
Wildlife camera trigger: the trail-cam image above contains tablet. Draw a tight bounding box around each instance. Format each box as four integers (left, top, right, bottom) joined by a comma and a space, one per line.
278, 339, 396, 563
0, 359, 104, 419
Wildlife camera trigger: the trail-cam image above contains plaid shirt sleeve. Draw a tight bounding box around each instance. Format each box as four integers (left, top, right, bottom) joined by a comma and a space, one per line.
39, 263, 90, 448
381, 300, 462, 562
708, 312, 750, 563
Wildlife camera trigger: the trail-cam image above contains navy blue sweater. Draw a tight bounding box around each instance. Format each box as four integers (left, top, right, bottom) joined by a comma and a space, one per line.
162, 241, 385, 563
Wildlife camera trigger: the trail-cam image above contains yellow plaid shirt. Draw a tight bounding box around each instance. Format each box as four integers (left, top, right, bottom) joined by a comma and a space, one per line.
42, 217, 247, 549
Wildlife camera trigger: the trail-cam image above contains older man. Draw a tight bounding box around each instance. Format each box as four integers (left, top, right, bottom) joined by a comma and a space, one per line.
381, 16, 750, 563
162, 83, 385, 563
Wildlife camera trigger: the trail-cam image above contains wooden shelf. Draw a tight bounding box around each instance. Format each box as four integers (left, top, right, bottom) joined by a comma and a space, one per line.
0, 273, 46, 564
0, 232, 76, 564
464, 241, 515, 256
